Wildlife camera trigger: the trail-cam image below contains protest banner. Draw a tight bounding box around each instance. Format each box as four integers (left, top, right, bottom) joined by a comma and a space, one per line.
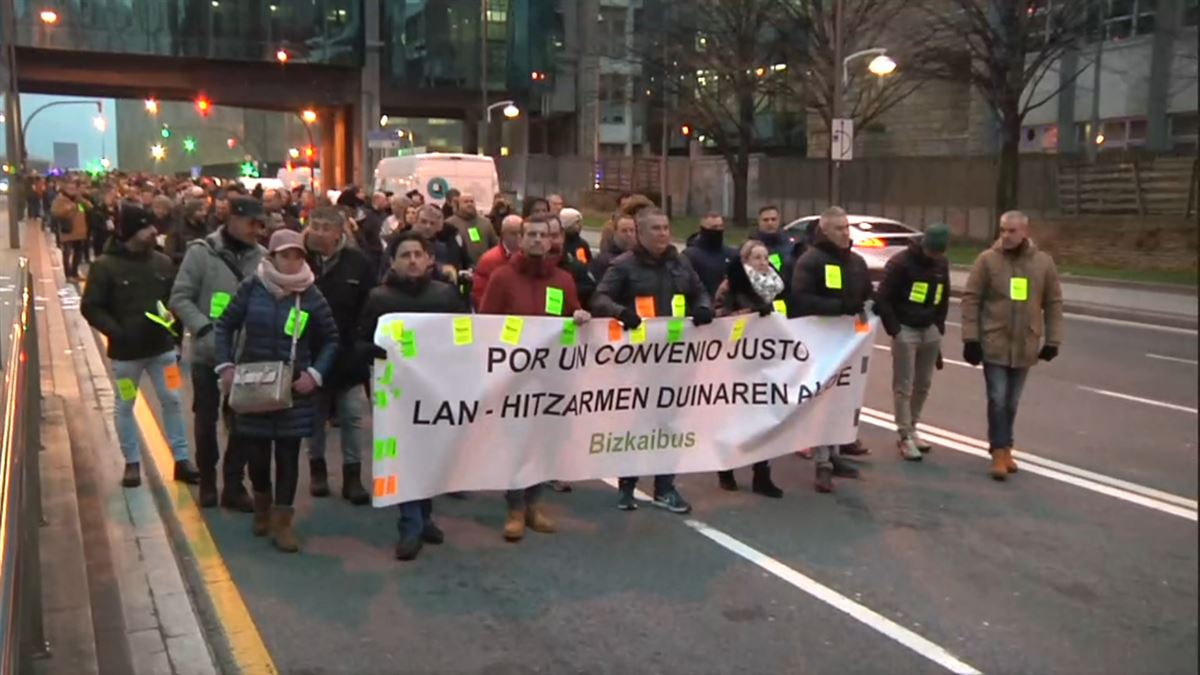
369, 313, 876, 505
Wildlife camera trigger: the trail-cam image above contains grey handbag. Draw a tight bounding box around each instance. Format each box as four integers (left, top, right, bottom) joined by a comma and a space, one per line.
228, 295, 301, 415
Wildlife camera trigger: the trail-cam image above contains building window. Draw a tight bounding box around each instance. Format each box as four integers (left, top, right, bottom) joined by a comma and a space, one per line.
1102, 0, 1157, 40
598, 7, 627, 59
1170, 112, 1199, 150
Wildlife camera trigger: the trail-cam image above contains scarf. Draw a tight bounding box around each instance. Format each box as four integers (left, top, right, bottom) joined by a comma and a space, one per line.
257, 256, 315, 299
745, 264, 784, 305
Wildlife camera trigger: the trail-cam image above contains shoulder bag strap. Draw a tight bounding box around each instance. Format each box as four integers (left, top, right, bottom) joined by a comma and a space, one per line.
288, 294, 302, 365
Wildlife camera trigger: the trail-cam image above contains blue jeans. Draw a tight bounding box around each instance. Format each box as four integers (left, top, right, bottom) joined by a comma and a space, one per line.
983, 364, 1029, 451
305, 386, 368, 464
618, 474, 675, 495
112, 350, 190, 464
397, 500, 433, 540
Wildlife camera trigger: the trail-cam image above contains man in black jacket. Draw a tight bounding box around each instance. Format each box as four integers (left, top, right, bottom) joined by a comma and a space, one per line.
358, 232, 467, 561
747, 205, 797, 286
304, 206, 375, 504
590, 212, 637, 281
683, 212, 738, 299
875, 224, 951, 461
547, 214, 597, 308
592, 207, 713, 514
81, 203, 201, 488
790, 206, 872, 493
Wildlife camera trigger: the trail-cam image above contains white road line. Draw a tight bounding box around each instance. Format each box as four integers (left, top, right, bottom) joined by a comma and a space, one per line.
872, 344, 971, 368
685, 520, 983, 675
860, 409, 1198, 512
1146, 353, 1198, 366
1077, 386, 1198, 415
859, 411, 1198, 522
1063, 313, 1198, 336
604, 481, 984, 673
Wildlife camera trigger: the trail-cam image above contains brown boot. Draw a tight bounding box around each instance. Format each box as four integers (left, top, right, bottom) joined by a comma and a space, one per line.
270, 506, 300, 553
503, 509, 525, 542
989, 449, 1009, 481
252, 493, 272, 537
1004, 448, 1019, 474
525, 504, 557, 534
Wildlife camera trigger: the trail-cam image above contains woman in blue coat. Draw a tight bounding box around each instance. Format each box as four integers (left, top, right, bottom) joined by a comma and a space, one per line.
216, 229, 339, 553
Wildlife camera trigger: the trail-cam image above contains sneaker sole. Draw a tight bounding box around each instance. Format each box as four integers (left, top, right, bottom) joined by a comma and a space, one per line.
617, 503, 638, 511
651, 500, 691, 514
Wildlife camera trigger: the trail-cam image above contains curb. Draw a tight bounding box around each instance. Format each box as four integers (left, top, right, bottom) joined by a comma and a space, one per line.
947, 288, 1198, 331
949, 263, 1196, 296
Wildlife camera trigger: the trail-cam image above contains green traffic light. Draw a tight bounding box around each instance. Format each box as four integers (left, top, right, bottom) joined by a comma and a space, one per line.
161, 126, 171, 138
183, 137, 197, 152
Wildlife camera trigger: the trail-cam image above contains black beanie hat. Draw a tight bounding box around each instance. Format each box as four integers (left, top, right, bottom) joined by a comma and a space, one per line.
117, 202, 155, 242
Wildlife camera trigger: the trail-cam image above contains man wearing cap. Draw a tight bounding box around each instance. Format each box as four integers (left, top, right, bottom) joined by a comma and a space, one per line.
83, 202, 201, 489
169, 196, 267, 508
874, 224, 952, 461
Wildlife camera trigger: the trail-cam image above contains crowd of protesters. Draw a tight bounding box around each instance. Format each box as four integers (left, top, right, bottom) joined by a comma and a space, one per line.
27, 169, 1062, 561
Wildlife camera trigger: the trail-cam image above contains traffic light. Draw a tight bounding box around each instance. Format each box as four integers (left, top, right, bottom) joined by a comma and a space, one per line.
303, 145, 316, 165
183, 137, 197, 153
680, 124, 692, 137
226, 137, 237, 149
240, 161, 260, 178
530, 71, 548, 81
160, 125, 171, 139
195, 97, 211, 117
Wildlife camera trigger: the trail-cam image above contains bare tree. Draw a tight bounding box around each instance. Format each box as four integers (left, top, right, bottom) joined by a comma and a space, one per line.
642, 0, 805, 228
916, 0, 1095, 214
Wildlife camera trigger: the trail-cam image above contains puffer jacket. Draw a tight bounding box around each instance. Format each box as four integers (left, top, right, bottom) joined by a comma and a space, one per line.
564, 230, 594, 267
214, 277, 339, 439
961, 239, 1063, 369
789, 233, 871, 318
169, 229, 266, 366
683, 229, 738, 298
558, 250, 596, 309
591, 245, 712, 319
873, 240, 951, 336
308, 235, 376, 390
81, 240, 177, 361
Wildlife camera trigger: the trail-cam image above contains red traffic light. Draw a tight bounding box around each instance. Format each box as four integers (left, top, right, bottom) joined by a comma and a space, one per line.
530, 71, 547, 81
680, 124, 692, 137
195, 97, 211, 116
226, 137, 238, 149
303, 145, 315, 159
276, 49, 289, 63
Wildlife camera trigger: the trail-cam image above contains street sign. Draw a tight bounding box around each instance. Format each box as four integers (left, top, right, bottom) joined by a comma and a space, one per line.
831, 118, 854, 161
368, 130, 404, 149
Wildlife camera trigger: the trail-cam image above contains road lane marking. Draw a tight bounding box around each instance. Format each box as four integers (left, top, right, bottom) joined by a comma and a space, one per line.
861, 411, 1198, 511
1146, 353, 1198, 366
1077, 386, 1198, 415
685, 520, 983, 675
859, 410, 1197, 522
872, 344, 971, 368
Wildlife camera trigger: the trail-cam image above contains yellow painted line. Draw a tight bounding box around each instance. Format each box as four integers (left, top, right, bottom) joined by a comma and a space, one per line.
97, 336, 277, 672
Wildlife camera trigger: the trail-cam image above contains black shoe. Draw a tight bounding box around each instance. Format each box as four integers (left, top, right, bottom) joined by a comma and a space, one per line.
840, 441, 871, 457
174, 460, 200, 484
717, 470, 738, 491
421, 522, 445, 545
198, 475, 218, 508
122, 463, 141, 488
652, 489, 692, 514
395, 536, 423, 561
814, 466, 834, 493
751, 469, 784, 499
309, 459, 330, 497
220, 484, 254, 513
341, 463, 370, 506
830, 456, 861, 479
617, 490, 638, 511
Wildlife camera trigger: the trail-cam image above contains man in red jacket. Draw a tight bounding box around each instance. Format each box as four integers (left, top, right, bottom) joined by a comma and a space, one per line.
480, 215, 591, 542
470, 214, 523, 308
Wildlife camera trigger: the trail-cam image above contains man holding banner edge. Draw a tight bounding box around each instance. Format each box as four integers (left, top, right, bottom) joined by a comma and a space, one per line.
591, 207, 714, 514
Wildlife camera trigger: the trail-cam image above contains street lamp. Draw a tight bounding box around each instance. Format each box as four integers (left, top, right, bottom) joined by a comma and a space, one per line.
484, 100, 519, 122
92, 115, 106, 132
39, 10, 58, 24
151, 144, 166, 161
144, 98, 159, 115
842, 48, 897, 85
300, 109, 318, 124
379, 114, 390, 127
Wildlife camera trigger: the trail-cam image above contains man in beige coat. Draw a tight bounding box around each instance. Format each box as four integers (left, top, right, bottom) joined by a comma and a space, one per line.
961, 210, 1064, 481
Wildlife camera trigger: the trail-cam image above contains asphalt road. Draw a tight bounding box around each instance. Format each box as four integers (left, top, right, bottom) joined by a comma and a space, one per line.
134, 306, 1196, 675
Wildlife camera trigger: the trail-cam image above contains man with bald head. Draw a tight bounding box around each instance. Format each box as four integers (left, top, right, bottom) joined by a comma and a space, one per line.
961, 210, 1063, 481
447, 193, 498, 264
471, 214, 523, 308
791, 206, 872, 493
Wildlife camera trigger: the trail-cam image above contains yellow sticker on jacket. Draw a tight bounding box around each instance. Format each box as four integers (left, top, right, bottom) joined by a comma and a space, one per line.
671, 294, 686, 318
773, 299, 787, 314
824, 264, 843, 290
1010, 277, 1029, 302
909, 282, 929, 303
934, 283, 944, 305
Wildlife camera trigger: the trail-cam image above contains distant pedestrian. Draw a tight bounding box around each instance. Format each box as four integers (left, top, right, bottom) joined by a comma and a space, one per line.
471, 214, 523, 308
874, 224, 951, 461
446, 193, 498, 264
747, 205, 799, 290
683, 212, 738, 299
961, 210, 1063, 481
559, 207, 593, 266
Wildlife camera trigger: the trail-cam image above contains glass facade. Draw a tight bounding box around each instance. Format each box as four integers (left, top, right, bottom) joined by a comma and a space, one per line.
13, 0, 362, 66
381, 0, 559, 93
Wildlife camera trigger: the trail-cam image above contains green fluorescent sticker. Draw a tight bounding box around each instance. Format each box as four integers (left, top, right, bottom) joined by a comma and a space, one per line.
209, 292, 231, 319
400, 330, 417, 359
117, 378, 138, 401
468, 227, 481, 243
909, 282, 929, 304
671, 294, 686, 318
666, 319, 684, 343
284, 308, 309, 338
560, 319, 577, 347
545, 287, 564, 316
768, 253, 782, 271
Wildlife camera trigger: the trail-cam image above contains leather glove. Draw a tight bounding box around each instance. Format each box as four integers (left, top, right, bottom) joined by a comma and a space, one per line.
618, 307, 642, 331
692, 306, 714, 326
370, 345, 388, 361
757, 303, 773, 317
962, 341, 983, 367
1038, 344, 1059, 362
843, 297, 864, 316
936, 350, 944, 370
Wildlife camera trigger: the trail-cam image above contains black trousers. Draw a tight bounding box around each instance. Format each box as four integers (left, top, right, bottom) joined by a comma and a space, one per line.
63, 240, 85, 278
191, 366, 247, 488
244, 437, 302, 506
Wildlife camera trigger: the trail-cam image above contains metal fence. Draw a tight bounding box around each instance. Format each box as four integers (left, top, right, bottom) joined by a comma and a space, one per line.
0, 258, 48, 674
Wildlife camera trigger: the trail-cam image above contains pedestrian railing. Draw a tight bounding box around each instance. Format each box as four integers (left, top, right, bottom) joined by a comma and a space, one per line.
0, 258, 48, 673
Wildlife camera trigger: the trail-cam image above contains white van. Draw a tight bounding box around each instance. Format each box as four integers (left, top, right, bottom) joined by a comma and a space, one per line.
373, 153, 499, 214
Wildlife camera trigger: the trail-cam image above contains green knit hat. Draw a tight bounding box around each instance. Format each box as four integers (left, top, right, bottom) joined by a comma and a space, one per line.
922, 223, 950, 252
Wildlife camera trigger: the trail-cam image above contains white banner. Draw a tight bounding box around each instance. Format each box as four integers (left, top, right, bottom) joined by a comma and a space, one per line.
369, 313, 877, 506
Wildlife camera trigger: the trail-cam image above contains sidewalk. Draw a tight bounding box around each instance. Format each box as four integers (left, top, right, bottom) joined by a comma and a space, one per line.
580, 230, 1197, 329
12, 212, 223, 675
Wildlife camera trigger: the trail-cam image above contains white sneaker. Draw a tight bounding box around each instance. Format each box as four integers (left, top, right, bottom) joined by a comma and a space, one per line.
911, 430, 933, 453
898, 437, 923, 462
